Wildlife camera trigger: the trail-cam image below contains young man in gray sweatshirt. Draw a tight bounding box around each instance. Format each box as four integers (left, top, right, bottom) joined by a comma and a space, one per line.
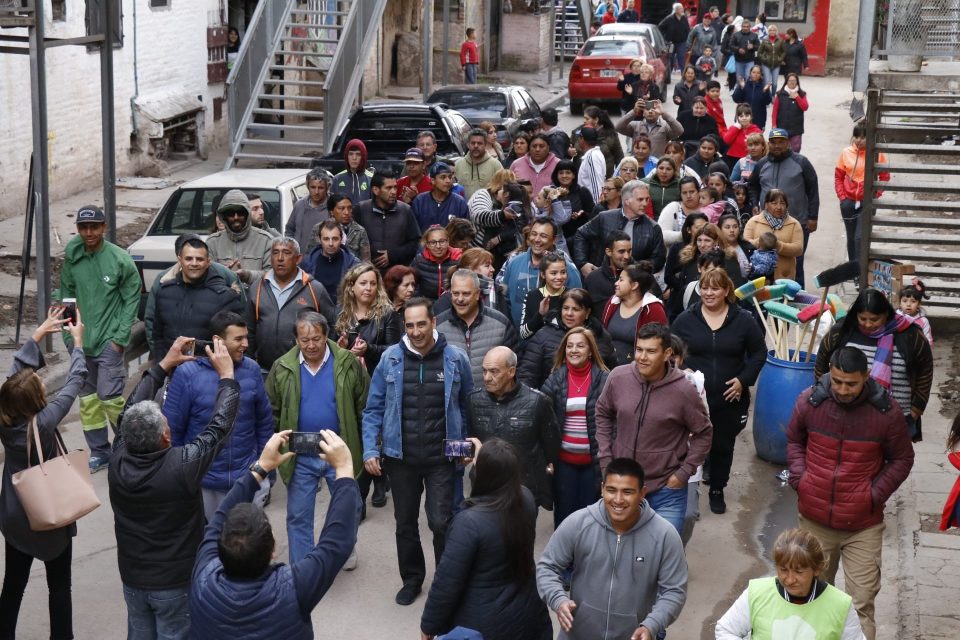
537, 457, 688, 640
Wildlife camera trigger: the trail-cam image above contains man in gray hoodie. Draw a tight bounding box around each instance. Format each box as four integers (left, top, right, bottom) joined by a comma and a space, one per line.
537, 457, 687, 640
206, 190, 274, 284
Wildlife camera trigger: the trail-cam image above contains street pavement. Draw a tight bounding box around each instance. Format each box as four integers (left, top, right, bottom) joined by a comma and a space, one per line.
1, 68, 958, 639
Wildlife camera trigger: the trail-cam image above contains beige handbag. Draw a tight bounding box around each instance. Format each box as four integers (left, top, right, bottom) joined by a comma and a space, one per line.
11, 418, 101, 531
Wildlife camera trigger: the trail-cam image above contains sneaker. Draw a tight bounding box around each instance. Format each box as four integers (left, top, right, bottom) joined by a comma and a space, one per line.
342, 548, 358, 572
88, 456, 109, 474
709, 489, 726, 514
395, 583, 421, 606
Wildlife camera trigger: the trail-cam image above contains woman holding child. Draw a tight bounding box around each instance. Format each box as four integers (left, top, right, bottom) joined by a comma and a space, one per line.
743, 189, 803, 280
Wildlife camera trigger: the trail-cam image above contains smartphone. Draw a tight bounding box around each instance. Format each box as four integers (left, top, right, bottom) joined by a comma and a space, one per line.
61, 298, 77, 325
443, 439, 475, 458
289, 432, 324, 456
183, 339, 214, 356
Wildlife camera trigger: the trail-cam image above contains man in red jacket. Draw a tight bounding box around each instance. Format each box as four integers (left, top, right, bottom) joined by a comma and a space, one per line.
787, 346, 914, 640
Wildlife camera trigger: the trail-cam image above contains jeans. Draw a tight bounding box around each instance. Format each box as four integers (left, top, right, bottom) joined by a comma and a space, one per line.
122, 585, 190, 640
0, 540, 72, 639
202, 478, 270, 522
286, 455, 339, 564
840, 199, 860, 262
464, 63, 477, 84
553, 461, 601, 529
761, 64, 780, 90
681, 481, 701, 546
795, 225, 811, 289
672, 42, 688, 71
383, 458, 454, 587
735, 60, 754, 83
706, 399, 749, 490
646, 485, 688, 534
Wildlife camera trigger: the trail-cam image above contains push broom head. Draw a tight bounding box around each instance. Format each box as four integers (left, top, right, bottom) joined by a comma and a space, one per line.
763, 301, 801, 324
755, 284, 788, 302
797, 302, 828, 323
735, 277, 767, 300
793, 291, 820, 305
774, 279, 802, 299
827, 293, 848, 320
814, 261, 859, 289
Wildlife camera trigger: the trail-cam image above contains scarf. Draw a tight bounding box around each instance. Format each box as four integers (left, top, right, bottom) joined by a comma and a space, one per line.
763, 210, 785, 231
865, 314, 914, 389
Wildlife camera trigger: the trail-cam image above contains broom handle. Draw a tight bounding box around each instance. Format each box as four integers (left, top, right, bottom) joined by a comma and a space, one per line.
751, 297, 776, 351
794, 324, 810, 362
805, 287, 830, 363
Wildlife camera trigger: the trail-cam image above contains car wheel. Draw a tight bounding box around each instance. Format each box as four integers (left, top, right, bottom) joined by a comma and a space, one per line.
569, 99, 583, 115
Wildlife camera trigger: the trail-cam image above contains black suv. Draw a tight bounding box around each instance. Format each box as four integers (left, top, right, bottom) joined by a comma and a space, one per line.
312, 102, 472, 175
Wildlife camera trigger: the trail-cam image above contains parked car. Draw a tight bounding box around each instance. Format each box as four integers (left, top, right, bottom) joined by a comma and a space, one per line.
126, 169, 309, 292
568, 35, 669, 114
312, 102, 471, 176
426, 85, 542, 149
595, 22, 672, 86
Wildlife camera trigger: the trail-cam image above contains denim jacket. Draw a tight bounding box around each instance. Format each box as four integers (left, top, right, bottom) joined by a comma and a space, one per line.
361, 334, 474, 461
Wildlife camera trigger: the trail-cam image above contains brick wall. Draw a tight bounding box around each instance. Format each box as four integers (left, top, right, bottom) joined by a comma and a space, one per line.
0, 0, 227, 220
499, 12, 551, 72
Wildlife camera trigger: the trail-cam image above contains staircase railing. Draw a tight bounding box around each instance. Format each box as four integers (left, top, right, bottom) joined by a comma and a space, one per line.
225, 0, 296, 169
322, 0, 388, 154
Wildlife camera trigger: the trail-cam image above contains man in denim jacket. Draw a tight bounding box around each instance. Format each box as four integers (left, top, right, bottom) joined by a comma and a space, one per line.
361, 297, 473, 607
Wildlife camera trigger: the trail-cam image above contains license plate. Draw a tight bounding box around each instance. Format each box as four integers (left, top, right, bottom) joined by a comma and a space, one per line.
600, 69, 618, 78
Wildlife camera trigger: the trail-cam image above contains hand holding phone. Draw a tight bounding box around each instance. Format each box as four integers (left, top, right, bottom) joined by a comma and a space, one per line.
443, 439, 476, 458
61, 298, 78, 325
289, 432, 324, 456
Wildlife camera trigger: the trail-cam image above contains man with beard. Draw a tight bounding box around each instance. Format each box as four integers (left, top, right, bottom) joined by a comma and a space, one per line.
206, 190, 274, 284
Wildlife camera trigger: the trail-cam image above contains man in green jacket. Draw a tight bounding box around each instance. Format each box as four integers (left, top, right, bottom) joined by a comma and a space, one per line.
56, 205, 141, 472
265, 311, 369, 568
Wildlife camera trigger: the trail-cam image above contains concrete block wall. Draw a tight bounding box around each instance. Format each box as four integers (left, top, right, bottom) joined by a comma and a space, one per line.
0, 0, 226, 221
499, 12, 550, 72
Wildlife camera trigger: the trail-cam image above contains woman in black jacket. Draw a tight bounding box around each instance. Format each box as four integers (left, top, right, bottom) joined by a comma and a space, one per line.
420, 439, 552, 640
663, 213, 708, 320
782, 28, 809, 76
518, 288, 616, 389
540, 326, 610, 528
673, 65, 704, 115
672, 268, 766, 516
552, 160, 596, 246
335, 263, 402, 377
677, 97, 719, 157
0, 309, 85, 639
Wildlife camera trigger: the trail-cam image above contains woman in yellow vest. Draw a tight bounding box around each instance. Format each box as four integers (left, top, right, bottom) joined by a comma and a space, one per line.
715, 528, 866, 639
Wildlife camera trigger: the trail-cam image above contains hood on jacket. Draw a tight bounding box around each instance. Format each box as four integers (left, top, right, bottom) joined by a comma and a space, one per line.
343, 139, 369, 172
110, 446, 173, 492
585, 495, 656, 535
217, 189, 253, 242
810, 373, 892, 413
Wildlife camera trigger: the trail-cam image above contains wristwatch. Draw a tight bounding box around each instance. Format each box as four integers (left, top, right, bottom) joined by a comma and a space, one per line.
249, 461, 268, 479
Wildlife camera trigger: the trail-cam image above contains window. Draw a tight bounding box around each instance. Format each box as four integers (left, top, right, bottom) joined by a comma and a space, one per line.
581, 39, 641, 57
85, 0, 123, 48
150, 0, 171, 8
738, 0, 808, 22
149, 188, 283, 236
52, 1, 66, 21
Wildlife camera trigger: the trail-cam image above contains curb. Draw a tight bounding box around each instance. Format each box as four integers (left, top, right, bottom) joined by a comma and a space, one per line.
539, 90, 569, 111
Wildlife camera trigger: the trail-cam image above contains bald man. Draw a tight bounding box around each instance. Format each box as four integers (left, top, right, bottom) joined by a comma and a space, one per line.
466, 347, 559, 509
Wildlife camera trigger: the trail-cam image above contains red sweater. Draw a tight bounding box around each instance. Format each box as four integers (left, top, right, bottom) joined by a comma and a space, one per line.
722, 123, 763, 160
460, 40, 479, 65
941, 451, 960, 530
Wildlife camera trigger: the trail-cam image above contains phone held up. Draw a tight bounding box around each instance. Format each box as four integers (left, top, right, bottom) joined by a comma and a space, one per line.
181, 338, 214, 357
443, 439, 475, 458
289, 432, 325, 456
61, 298, 78, 325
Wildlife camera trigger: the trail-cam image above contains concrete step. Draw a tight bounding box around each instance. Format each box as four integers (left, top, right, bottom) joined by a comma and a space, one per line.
874, 143, 960, 155
872, 198, 960, 212
234, 152, 314, 165
872, 215, 960, 228
240, 138, 325, 148
874, 163, 959, 175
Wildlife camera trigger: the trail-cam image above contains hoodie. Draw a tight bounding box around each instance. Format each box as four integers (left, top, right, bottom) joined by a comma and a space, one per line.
332, 139, 375, 204
595, 363, 712, 490
536, 499, 687, 640
206, 189, 274, 283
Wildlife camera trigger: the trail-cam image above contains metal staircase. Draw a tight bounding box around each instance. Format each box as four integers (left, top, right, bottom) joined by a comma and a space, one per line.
224, 0, 388, 168
554, 1, 584, 61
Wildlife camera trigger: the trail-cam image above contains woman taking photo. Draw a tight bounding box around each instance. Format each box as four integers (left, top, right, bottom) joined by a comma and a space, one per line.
519, 289, 615, 389
467, 169, 518, 269
384, 265, 418, 312
815, 288, 933, 442
716, 528, 866, 639
419, 439, 552, 640
540, 327, 611, 527
658, 176, 703, 247
582, 106, 624, 179
519, 252, 568, 341
672, 268, 766, 515
411, 225, 463, 300
601, 265, 667, 366
0, 308, 85, 639
743, 189, 804, 280
551, 160, 596, 246
642, 157, 682, 219
335, 262, 402, 377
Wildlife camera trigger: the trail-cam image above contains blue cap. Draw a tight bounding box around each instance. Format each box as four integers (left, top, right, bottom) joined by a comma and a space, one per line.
768, 128, 790, 140
76, 205, 106, 223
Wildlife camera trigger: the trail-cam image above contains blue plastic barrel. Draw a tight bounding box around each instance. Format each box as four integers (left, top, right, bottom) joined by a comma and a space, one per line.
752, 350, 815, 465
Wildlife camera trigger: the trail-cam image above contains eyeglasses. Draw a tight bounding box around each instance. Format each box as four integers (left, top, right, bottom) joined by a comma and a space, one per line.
426, 239, 449, 247
602, 186, 619, 192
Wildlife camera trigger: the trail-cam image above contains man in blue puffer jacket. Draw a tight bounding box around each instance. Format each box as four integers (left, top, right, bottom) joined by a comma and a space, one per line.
164, 310, 274, 519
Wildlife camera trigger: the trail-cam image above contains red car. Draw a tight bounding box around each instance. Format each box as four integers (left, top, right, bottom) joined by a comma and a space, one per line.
568, 35, 668, 115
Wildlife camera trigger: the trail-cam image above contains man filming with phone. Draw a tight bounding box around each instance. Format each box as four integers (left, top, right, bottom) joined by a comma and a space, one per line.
189, 429, 361, 637
265, 311, 369, 568
614, 99, 685, 158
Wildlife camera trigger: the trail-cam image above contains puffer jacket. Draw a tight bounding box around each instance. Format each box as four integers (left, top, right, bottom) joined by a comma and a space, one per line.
205, 190, 274, 282
573, 208, 666, 271
436, 306, 519, 387
787, 375, 914, 531
540, 363, 609, 476
420, 489, 552, 640
411, 246, 463, 300
163, 356, 274, 492
151, 267, 245, 361
246, 270, 336, 370
641, 174, 681, 220
518, 319, 616, 389
466, 384, 559, 508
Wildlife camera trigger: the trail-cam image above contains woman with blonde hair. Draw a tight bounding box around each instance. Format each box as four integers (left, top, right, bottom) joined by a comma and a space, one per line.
716, 528, 866, 639
616, 59, 661, 113
468, 168, 519, 268
592, 176, 625, 216
335, 262, 402, 376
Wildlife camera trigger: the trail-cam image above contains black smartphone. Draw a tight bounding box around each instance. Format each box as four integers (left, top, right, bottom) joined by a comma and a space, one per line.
61, 298, 77, 325
289, 432, 324, 456
443, 439, 475, 458
184, 339, 214, 356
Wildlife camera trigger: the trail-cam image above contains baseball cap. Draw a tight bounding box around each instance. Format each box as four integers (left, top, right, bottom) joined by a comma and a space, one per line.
430, 162, 453, 178
76, 205, 106, 224
768, 128, 790, 140
175, 233, 208, 256
404, 148, 425, 162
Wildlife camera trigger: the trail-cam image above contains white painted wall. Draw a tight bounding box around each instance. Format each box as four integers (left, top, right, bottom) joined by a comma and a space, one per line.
0, 0, 227, 220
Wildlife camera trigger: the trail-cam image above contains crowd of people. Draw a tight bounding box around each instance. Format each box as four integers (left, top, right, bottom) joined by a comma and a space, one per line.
0, 5, 944, 640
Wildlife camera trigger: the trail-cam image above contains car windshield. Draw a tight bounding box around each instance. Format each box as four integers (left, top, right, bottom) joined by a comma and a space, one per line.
430, 92, 508, 118
148, 188, 283, 235
581, 39, 641, 57
341, 113, 454, 157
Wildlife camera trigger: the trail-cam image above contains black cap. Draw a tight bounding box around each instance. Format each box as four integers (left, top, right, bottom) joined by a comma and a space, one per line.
580, 126, 599, 144
175, 233, 207, 256
76, 205, 106, 224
